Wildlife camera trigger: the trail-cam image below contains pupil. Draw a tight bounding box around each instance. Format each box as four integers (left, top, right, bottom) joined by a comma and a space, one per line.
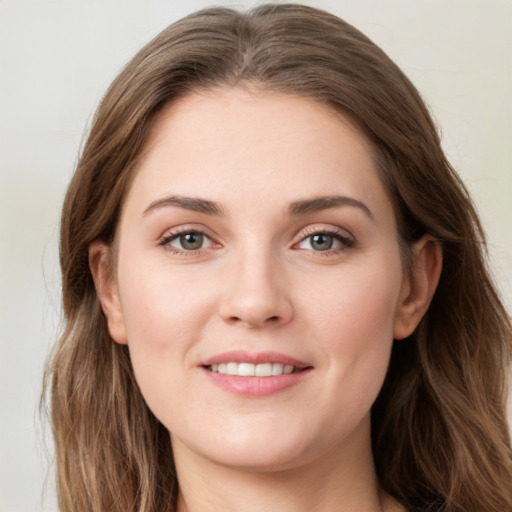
311, 234, 333, 251
180, 232, 203, 250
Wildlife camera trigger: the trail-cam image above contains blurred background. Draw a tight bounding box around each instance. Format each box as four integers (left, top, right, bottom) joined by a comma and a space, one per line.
1, 1, 510, 510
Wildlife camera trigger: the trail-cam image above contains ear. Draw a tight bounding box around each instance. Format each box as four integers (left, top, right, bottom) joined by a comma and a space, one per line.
393, 236, 443, 340
89, 241, 128, 345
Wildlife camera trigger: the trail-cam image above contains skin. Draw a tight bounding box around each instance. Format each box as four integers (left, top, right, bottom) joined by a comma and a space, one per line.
91, 88, 441, 512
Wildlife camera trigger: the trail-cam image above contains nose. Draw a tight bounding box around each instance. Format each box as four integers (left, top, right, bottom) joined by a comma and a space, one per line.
218, 247, 294, 329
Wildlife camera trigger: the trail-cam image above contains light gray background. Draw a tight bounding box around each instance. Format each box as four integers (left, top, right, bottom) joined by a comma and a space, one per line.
1, 1, 511, 510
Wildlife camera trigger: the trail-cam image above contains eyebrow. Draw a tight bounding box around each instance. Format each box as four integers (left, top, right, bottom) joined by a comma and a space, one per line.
143, 195, 225, 216
288, 195, 374, 220
143, 194, 374, 220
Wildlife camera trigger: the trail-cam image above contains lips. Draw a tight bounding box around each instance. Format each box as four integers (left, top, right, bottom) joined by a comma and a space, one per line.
200, 350, 313, 396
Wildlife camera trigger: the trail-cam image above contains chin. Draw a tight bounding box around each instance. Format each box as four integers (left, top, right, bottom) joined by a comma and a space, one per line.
205, 443, 309, 473
173, 420, 330, 474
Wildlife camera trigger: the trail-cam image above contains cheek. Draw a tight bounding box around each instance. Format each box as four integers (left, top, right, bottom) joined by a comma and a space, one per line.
118, 256, 214, 342
115, 265, 213, 426
312, 259, 401, 340
307, 257, 403, 396
115, 254, 230, 388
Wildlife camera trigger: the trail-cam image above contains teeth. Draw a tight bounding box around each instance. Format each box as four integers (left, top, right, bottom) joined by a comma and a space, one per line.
226, 362, 238, 375
283, 365, 294, 374
209, 362, 298, 377
255, 363, 272, 377
271, 363, 283, 375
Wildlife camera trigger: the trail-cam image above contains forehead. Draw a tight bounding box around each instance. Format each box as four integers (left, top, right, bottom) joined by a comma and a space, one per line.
124, 88, 392, 222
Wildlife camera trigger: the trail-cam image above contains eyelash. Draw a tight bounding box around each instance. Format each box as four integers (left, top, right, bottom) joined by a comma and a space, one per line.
159, 227, 355, 256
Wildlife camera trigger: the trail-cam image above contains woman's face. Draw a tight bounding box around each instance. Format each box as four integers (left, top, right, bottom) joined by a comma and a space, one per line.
101, 89, 416, 471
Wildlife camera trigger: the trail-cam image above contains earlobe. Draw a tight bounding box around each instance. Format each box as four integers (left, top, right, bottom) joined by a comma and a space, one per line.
393, 236, 443, 340
89, 242, 128, 345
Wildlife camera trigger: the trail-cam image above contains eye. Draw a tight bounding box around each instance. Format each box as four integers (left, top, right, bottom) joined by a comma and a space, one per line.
300, 233, 338, 251
296, 230, 354, 253
162, 230, 214, 253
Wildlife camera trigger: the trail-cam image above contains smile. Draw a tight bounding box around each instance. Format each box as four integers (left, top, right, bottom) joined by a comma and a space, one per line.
201, 351, 312, 396
209, 362, 298, 377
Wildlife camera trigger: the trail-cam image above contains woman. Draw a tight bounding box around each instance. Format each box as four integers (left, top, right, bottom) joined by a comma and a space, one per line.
44, 4, 512, 511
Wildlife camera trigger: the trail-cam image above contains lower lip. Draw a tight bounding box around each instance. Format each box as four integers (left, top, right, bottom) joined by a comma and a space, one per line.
201, 367, 312, 397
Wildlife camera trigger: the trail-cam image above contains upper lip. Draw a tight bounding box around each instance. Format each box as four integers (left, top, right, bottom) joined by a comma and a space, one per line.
200, 350, 311, 369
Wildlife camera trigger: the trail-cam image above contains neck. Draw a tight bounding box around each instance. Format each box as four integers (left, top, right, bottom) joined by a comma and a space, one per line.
173, 419, 397, 512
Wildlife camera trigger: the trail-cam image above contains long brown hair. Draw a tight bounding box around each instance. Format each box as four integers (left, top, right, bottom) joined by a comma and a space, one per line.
44, 4, 512, 511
